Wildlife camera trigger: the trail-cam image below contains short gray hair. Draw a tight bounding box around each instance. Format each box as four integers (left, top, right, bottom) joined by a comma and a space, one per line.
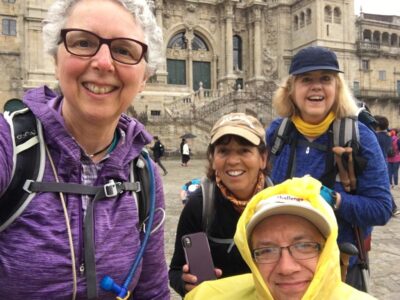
42, 0, 163, 76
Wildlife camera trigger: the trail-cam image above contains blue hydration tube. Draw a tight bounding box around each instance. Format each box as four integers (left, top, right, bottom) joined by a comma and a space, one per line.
100, 151, 156, 299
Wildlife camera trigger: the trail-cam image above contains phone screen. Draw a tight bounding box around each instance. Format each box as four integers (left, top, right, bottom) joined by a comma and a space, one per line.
182, 232, 216, 284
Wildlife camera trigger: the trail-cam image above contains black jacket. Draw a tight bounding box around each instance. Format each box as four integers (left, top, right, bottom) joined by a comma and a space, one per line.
169, 187, 250, 297
151, 140, 163, 158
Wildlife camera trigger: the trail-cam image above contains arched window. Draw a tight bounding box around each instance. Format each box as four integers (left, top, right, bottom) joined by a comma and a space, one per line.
373, 31, 380, 43
334, 7, 341, 24
382, 32, 389, 45
167, 32, 187, 49
166, 30, 212, 91
324, 6, 332, 23
294, 15, 299, 30
363, 29, 372, 41
192, 34, 208, 51
306, 9, 312, 25
233, 35, 242, 70
390, 33, 398, 47
300, 12, 305, 27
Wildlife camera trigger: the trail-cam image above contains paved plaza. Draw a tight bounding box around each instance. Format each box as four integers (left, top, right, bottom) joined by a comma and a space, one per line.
160, 158, 400, 300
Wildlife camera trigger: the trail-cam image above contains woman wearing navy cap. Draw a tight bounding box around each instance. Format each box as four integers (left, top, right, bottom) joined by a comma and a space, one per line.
266, 46, 392, 292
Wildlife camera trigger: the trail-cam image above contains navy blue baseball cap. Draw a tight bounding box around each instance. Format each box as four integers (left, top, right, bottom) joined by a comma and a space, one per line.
289, 46, 343, 75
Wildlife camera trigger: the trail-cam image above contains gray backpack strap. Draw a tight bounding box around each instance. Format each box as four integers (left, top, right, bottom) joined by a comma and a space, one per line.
265, 175, 274, 188
208, 236, 235, 253
271, 117, 291, 155
332, 117, 364, 186
333, 117, 359, 147
130, 150, 151, 230
201, 177, 215, 234
200, 178, 234, 250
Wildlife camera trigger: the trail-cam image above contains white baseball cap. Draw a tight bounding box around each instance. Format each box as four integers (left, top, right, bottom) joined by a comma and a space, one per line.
246, 194, 331, 239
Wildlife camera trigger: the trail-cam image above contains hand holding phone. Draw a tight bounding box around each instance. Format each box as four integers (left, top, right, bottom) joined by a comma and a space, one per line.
182, 232, 216, 284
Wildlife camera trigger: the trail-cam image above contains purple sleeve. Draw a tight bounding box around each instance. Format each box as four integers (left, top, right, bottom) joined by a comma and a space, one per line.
132, 160, 169, 299
0, 115, 13, 195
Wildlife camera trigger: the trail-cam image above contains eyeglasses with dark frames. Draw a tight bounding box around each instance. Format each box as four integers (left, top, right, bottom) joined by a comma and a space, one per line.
252, 242, 323, 264
59, 28, 148, 65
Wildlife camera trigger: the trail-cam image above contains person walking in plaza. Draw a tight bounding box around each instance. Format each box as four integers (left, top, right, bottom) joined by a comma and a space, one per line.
0, 0, 169, 299
181, 138, 191, 167
388, 129, 400, 191
373, 116, 399, 216
180, 138, 186, 165
151, 136, 168, 175
373, 115, 392, 160
169, 112, 273, 297
186, 176, 375, 300
266, 46, 392, 291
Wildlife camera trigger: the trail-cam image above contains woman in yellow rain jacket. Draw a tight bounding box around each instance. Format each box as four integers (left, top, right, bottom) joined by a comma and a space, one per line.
185, 176, 375, 300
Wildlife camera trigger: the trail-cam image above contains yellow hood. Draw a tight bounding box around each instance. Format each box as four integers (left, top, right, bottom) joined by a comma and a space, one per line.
186, 176, 376, 300
234, 176, 341, 300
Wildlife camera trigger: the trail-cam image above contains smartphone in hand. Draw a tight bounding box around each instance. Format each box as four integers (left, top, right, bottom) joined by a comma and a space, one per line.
182, 232, 216, 284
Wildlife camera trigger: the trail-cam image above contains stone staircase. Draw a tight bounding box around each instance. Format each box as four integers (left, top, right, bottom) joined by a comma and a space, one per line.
147, 81, 278, 154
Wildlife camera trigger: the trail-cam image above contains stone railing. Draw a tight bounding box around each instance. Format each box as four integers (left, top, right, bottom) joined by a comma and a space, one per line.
356, 89, 400, 98
163, 81, 277, 127
357, 41, 380, 50
164, 86, 222, 120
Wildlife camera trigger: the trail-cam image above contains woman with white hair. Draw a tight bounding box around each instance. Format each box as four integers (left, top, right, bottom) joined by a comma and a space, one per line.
0, 0, 168, 299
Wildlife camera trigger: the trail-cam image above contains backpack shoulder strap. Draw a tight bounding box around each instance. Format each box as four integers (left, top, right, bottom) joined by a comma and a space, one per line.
201, 177, 236, 251
130, 149, 151, 229
270, 117, 294, 155
332, 117, 359, 148
265, 175, 274, 187
0, 99, 46, 232
201, 177, 215, 234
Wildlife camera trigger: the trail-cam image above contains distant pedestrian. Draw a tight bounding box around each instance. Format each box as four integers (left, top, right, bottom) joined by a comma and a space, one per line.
180, 138, 186, 165
388, 129, 400, 191
373, 116, 398, 216
182, 139, 190, 167
151, 136, 168, 175
373, 116, 392, 160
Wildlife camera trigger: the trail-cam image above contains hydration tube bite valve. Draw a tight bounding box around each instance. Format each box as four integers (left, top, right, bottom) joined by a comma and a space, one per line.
100, 276, 130, 300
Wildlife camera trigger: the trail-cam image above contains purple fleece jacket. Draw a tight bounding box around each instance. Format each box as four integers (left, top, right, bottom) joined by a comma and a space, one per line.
0, 86, 169, 299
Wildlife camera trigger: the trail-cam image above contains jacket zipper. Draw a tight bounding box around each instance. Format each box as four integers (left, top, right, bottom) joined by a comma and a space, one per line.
78, 198, 85, 276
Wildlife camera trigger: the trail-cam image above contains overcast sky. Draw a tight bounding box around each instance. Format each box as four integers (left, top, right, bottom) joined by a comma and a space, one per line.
354, 0, 400, 16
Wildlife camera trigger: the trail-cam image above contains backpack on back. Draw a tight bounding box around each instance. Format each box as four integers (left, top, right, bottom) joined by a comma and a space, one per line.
159, 142, 165, 157
387, 142, 396, 158
270, 116, 368, 190
0, 98, 151, 232
1, 98, 157, 299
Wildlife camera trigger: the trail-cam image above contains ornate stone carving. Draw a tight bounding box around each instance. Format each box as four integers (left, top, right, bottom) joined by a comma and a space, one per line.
187, 4, 196, 13
262, 47, 278, 78
264, 10, 278, 47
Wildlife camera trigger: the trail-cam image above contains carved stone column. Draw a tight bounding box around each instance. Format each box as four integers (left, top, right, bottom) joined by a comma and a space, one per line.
253, 7, 262, 78
186, 29, 194, 91
248, 5, 265, 88
213, 55, 218, 91
155, 0, 163, 29
154, 0, 167, 84
248, 21, 254, 78
225, 4, 234, 77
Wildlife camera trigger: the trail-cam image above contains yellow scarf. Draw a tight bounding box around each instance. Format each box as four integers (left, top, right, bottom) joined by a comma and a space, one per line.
292, 112, 336, 137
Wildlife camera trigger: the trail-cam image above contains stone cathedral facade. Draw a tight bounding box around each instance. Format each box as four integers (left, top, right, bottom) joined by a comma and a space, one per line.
1, 0, 400, 152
